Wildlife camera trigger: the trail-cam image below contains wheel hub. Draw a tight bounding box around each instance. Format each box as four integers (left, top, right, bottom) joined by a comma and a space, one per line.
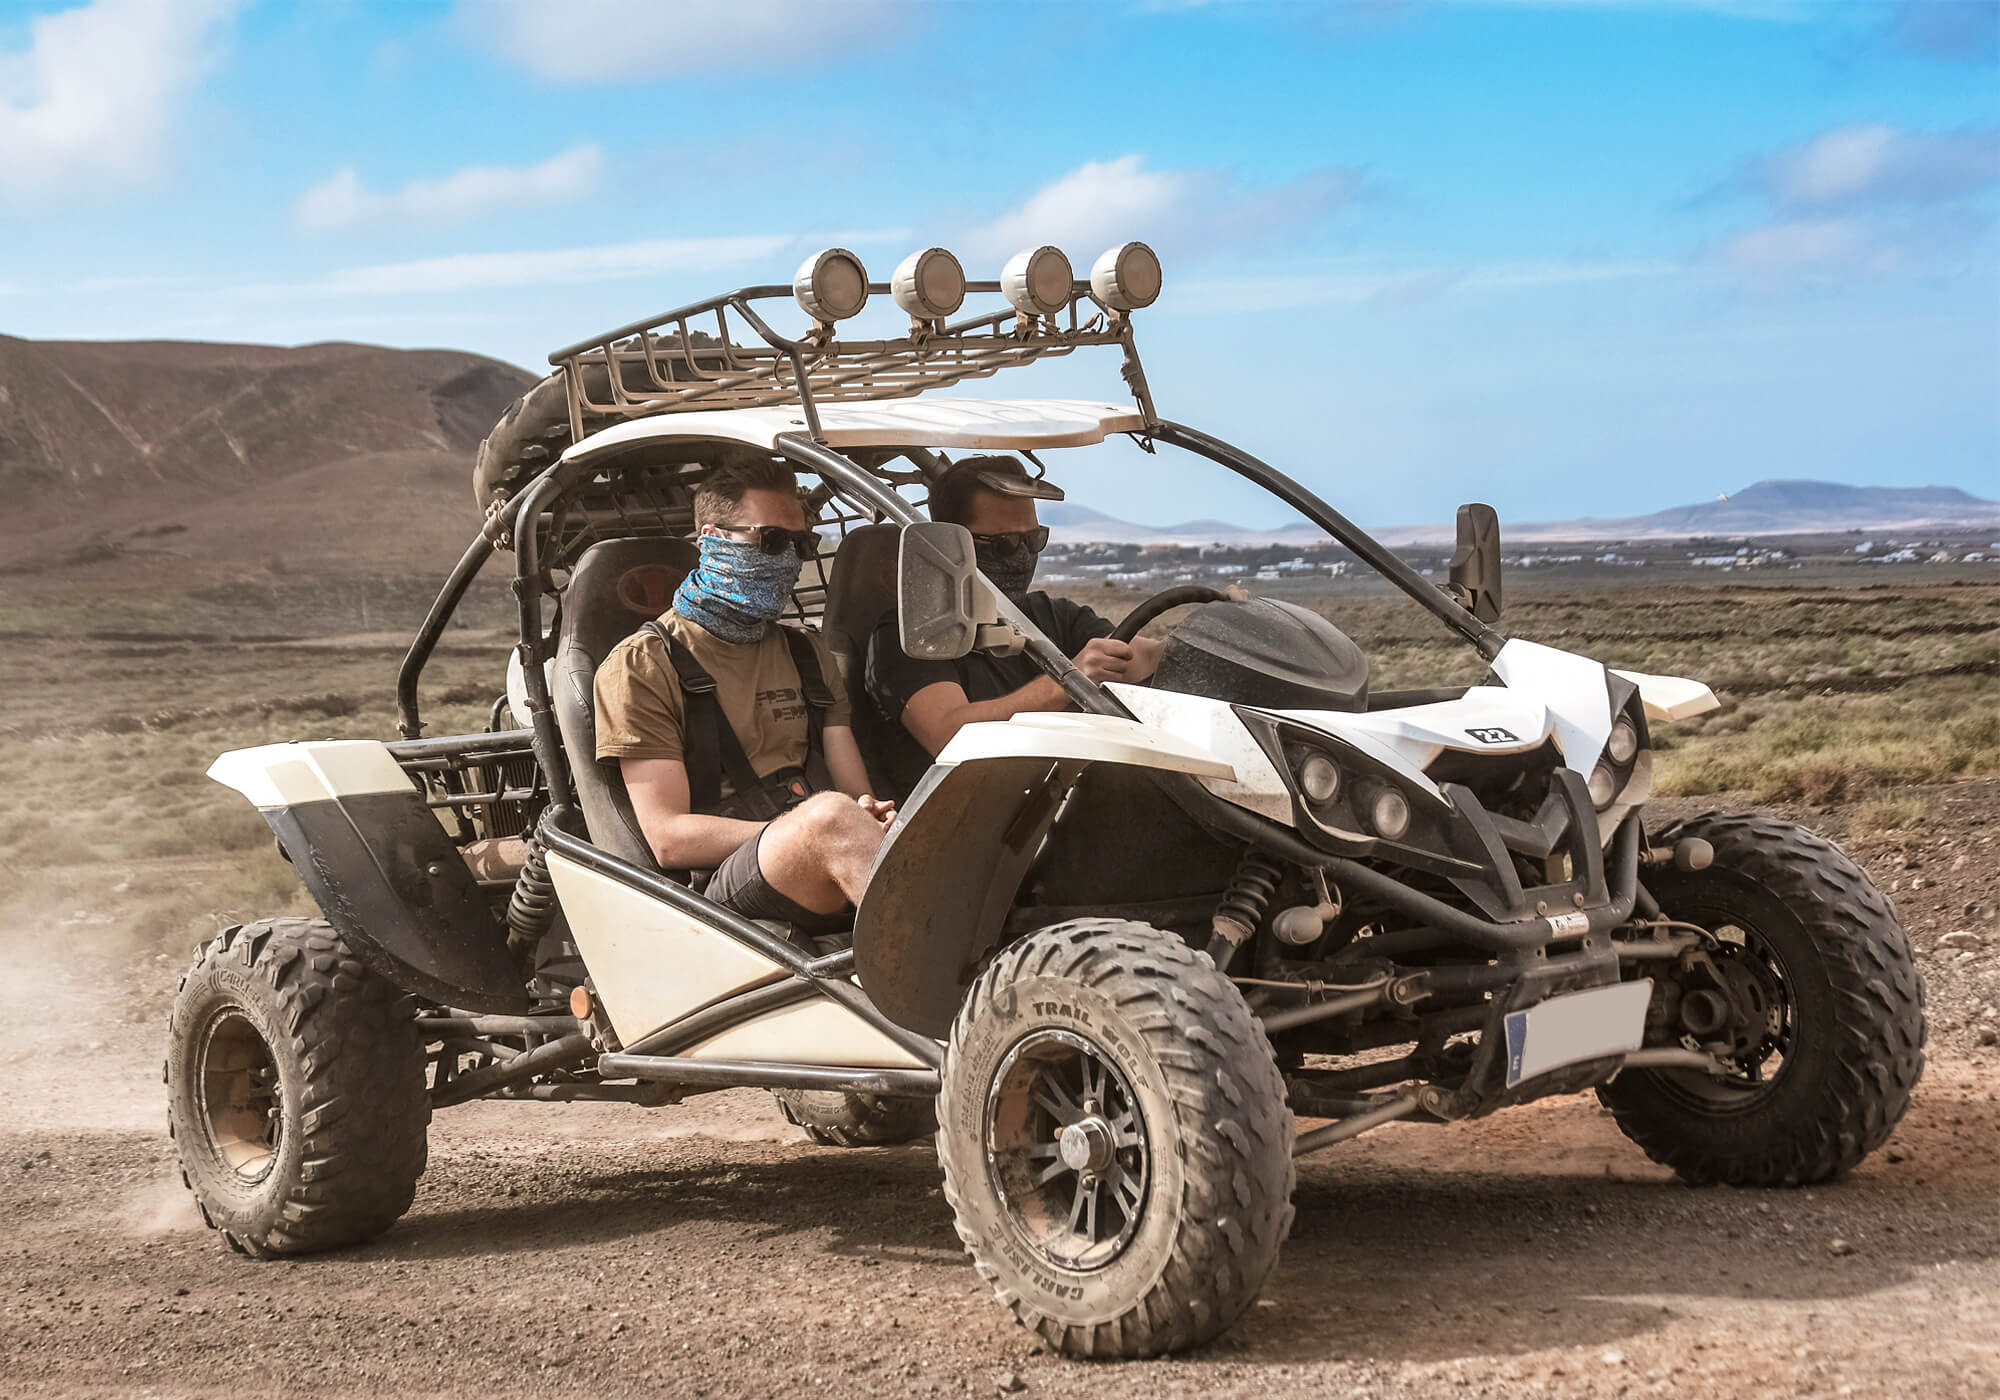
1058, 1116, 1116, 1174
985, 1028, 1150, 1273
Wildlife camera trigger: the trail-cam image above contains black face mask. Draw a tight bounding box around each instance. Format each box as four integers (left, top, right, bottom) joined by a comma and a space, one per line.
974, 533, 1040, 601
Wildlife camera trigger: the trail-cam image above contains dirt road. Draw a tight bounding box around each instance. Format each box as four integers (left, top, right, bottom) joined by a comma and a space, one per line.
3, 995, 1995, 1400
4, 784, 1997, 1398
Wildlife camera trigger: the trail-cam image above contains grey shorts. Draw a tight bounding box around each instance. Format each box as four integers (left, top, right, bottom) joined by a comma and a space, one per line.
702, 827, 845, 933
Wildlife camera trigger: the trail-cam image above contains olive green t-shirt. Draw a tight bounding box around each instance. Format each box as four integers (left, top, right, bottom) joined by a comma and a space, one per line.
592, 611, 851, 801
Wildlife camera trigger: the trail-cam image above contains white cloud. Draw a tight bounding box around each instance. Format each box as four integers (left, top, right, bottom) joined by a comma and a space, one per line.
1707, 123, 2000, 286
457, 0, 909, 84
235, 228, 911, 298
0, 0, 241, 206
1747, 123, 2000, 211
293, 145, 607, 232
958, 155, 1362, 267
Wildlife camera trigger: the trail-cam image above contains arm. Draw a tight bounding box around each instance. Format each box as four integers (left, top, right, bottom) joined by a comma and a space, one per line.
898, 676, 1067, 756
820, 725, 876, 800
620, 757, 765, 871
896, 634, 1152, 757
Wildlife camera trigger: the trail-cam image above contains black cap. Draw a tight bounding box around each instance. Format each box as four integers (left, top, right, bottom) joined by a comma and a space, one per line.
946, 454, 1065, 502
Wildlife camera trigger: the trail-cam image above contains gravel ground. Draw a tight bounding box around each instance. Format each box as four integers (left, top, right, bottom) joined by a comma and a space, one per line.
2, 786, 1995, 1399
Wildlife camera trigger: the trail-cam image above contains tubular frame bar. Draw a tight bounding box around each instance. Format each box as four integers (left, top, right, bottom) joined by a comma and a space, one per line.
596, 1053, 940, 1096
1293, 1094, 1424, 1155
537, 822, 944, 1070
1150, 420, 1505, 662
623, 975, 823, 1059
397, 531, 499, 739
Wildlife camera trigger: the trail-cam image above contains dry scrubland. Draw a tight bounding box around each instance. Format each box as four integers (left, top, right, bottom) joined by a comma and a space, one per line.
1, 573, 1993, 1039
1, 572, 1997, 1400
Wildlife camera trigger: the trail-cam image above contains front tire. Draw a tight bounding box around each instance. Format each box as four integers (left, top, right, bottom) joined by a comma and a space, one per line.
166, 918, 431, 1256
935, 920, 1295, 1359
1600, 813, 1924, 1187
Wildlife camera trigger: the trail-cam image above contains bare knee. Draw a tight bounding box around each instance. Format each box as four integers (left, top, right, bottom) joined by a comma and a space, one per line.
769, 792, 870, 852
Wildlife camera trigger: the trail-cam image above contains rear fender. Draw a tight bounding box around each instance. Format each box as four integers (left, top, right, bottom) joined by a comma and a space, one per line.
208, 741, 526, 1013
853, 716, 1237, 1038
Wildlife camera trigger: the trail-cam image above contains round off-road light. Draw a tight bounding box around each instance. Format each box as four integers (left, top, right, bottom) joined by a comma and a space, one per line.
1298, 753, 1341, 804
793, 247, 870, 323
1090, 241, 1162, 311
1606, 716, 1639, 765
890, 247, 966, 321
1368, 787, 1411, 841
1000, 245, 1073, 319
1588, 760, 1619, 809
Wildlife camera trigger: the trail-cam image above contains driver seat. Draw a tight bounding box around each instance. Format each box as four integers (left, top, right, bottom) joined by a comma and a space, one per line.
551, 536, 700, 870
820, 523, 932, 800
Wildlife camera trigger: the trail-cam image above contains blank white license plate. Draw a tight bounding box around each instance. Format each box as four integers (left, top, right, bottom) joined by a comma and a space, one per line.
1503, 980, 1652, 1089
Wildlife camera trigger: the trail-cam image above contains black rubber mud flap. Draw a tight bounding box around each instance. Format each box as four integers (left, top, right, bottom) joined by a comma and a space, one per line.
852, 756, 1077, 1039
264, 791, 527, 1013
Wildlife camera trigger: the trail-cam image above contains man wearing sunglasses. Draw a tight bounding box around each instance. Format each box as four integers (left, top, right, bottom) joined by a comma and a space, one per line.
866, 455, 1163, 779
594, 460, 893, 930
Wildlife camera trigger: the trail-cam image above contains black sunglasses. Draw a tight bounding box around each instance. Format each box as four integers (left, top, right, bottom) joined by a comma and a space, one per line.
713, 524, 821, 560
972, 527, 1050, 553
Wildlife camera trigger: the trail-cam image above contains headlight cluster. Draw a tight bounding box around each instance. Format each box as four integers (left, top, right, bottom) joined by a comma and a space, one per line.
1588, 714, 1644, 810
791, 240, 1162, 327
1288, 743, 1418, 843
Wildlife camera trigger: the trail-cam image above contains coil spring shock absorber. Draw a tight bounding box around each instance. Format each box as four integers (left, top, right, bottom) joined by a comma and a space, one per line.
1207, 851, 1283, 972
505, 837, 558, 974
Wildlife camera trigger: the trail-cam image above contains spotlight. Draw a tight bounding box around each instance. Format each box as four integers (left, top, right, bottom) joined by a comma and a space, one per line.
793, 247, 870, 323
890, 247, 966, 321
1000, 246, 1073, 319
1089, 241, 1162, 311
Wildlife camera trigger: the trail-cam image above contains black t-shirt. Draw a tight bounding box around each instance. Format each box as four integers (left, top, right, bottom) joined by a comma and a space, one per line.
867, 592, 1114, 715
861, 593, 1114, 795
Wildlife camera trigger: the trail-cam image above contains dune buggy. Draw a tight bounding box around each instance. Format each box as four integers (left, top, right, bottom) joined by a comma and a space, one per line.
167, 243, 1924, 1359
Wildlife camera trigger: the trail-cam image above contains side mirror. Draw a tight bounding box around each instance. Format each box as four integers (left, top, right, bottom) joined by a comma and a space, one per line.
1448, 503, 1502, 623
898, 521, 982, 660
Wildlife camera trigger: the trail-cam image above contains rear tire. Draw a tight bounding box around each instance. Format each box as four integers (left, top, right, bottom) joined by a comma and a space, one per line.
1600, 813, 1924, 1187
166, 918, 430, 1257
773, 1090, 935, 1147
935, 920, 1295, 1359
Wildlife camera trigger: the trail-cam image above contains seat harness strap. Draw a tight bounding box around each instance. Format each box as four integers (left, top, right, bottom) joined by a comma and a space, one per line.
644, 620, 833, 818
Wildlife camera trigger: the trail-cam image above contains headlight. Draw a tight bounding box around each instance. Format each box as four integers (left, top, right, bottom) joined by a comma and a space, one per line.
1606, 717, 1639, 765
1367, 787, 1411, 841
1299, 753, 1341, 803
1588, 760, 1618, 808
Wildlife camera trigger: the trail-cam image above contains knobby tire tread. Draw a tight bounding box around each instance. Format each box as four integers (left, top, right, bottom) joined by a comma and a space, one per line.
936, 919, 1296, 1359
1598, 813, 1924, 1187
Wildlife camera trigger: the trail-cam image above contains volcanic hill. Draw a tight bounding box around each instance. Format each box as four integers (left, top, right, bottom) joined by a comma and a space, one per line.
0, 336, 532, 579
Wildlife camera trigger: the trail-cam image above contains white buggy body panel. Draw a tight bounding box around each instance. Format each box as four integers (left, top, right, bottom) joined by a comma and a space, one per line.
563, 397, 1146, 462
545, 850, 927, 1066
935, 639, 1715, 844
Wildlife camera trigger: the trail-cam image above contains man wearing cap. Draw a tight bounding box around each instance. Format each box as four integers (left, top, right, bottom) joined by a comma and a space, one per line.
865, 455, 1163, 776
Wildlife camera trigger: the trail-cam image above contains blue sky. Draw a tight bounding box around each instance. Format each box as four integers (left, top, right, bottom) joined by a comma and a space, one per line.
1, 0, 1995, 530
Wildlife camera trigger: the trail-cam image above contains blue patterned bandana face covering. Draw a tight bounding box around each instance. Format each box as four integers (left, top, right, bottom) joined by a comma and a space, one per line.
671, 533, 803, 644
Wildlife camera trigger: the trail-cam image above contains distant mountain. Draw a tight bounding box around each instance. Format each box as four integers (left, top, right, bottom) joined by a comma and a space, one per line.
1040, 502, 1324, 547
0, 336, 533, 548
1043, 480, 2000, 547
1508, 479, 2000, 542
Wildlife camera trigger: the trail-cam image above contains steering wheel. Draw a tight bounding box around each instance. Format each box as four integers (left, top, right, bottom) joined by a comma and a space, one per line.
1109, 585, 1231, 644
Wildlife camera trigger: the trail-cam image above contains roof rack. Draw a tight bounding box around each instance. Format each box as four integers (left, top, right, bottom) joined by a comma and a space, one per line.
546, 280, 1156, 443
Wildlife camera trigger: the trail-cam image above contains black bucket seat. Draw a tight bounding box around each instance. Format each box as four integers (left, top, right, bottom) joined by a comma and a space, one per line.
551, 536, 699, 870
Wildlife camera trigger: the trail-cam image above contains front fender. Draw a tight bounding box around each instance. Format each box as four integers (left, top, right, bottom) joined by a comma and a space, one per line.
853, 716, 1238, 1038
208, 740, 525, 1013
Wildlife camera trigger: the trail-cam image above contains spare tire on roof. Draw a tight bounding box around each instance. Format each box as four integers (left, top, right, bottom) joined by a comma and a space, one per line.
473, 328, 737, 515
